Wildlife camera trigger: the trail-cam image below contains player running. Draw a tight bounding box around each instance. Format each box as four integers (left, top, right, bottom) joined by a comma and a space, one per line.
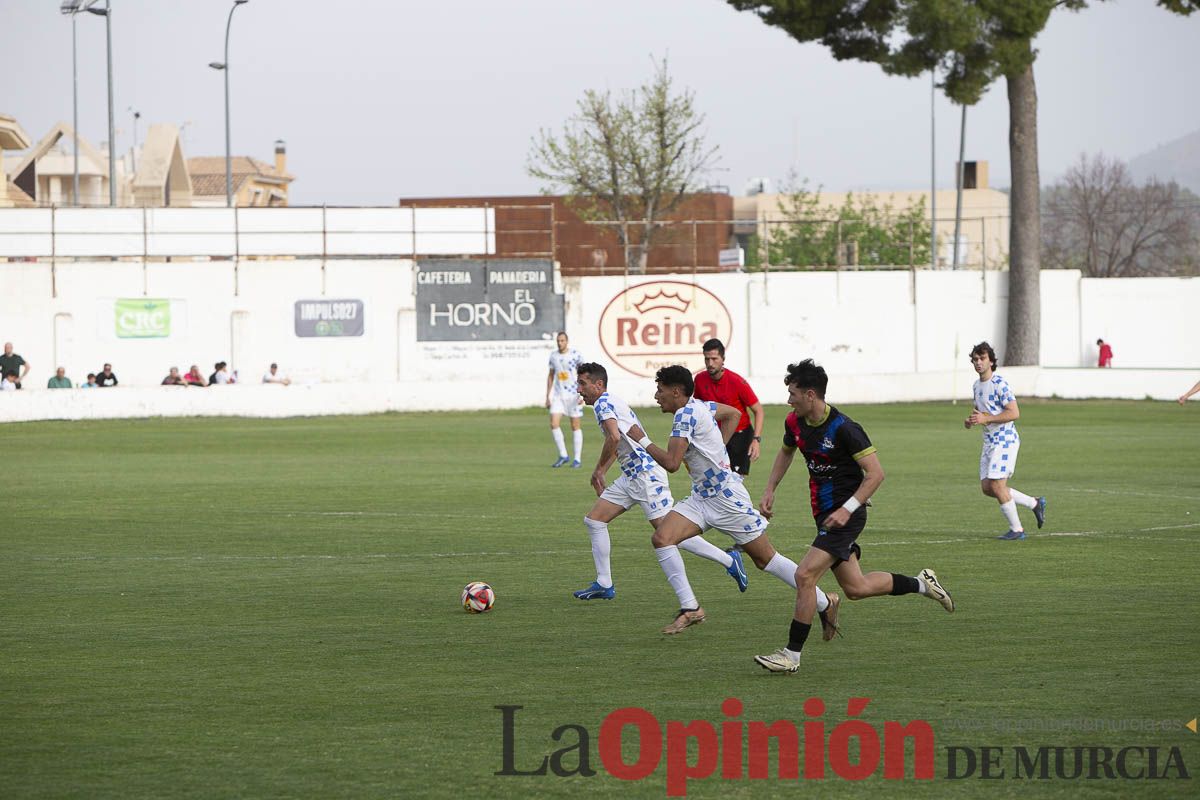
965, 341, 1047, 540
546, 331, 584, 468
570, 362, 748, 600
629, 365, 839, 637
753, 359, 953, 674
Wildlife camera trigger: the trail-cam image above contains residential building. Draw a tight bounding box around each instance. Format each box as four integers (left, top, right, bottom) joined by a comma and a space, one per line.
187, 140, 294, 207
2, 121, 119, 206
130, 124, 192, 207
0, 114, 34, 208
735, 161, 1011, 268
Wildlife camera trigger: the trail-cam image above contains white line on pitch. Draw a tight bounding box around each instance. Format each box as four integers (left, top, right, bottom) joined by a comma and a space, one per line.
1058, 487, 1200, 502
14, 523, 1198, 563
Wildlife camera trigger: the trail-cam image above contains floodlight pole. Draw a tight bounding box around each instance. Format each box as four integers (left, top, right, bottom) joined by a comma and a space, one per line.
72, 13, 79, 204
102, 0, 115, 206
83, 1, 116, 205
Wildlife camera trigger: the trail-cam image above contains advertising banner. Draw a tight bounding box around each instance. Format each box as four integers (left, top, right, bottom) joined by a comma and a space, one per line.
416, 259, 563, 342
294, 299, 365, 337
114, 299, 172, 339
597, 280, 733, 377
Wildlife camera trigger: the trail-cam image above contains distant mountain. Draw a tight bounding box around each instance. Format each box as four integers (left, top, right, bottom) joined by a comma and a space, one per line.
1128, 129, 1200, 195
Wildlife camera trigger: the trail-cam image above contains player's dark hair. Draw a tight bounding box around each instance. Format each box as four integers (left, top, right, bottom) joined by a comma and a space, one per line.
556, 331, 568, 339
1096, 338, 1104, 345
577, 362, 608, 386
970, 341, 997, 371
655, 365, 694, 397
784, 359, 828, 399
702, 338, 725, 357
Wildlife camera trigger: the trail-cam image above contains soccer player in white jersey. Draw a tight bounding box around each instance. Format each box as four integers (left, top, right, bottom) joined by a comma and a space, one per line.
546, 331, 584, 468
570, 363, 750, 600
628, 365, 839, 636
965, 341, 1047, 540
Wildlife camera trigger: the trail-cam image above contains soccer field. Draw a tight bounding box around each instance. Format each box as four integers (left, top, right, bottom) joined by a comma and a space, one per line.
2, 400, 1198, 798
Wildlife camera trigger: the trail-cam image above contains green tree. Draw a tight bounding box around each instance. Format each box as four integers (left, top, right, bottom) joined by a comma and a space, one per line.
767, 180, 931, 269
527, 59, 718, 274
727, 0, 1197, 364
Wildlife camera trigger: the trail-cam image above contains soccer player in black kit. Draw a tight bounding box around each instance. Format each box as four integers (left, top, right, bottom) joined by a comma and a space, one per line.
753, 359, 955, 673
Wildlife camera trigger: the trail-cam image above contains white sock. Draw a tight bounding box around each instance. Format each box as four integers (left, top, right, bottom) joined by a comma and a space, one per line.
917, 579, 928, 595
783, 648, 802, 662
551, 428, 567, 458
655, 545, 698, 609
572, 429, 583, 462
815, 586, 829, 613
764, 553, 828, 611
764, 552, 800, 588
1009, 489, 1037, 509
584, 516, 612, 588
678, 536, 733, 568
999, 500, 1023, 532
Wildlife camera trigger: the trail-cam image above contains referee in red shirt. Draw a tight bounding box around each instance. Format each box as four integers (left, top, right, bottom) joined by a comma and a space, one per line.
692, 338, 765, 475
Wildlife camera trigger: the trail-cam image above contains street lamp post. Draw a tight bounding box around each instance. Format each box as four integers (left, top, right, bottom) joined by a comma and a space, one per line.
210, 0, 249, 208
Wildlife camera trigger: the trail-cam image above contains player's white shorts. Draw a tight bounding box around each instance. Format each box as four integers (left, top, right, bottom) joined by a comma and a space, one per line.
671, 482, 767, 545
980, 435, 1020, 480
600, 470, 674, 521
549, 390, 584, 418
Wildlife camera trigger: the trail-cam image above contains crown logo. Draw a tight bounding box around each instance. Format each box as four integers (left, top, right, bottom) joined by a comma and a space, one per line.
633, 289, 691, 315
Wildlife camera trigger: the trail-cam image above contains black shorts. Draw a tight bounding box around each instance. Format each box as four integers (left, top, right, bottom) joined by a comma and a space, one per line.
810, 506, 868, 566
726, 427, 754, 475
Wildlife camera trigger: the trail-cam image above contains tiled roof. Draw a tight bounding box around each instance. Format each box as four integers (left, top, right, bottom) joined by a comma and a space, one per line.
186, 156, 292, 196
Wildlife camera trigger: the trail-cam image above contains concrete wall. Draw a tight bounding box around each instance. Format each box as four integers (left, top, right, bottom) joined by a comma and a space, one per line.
2, 256, 1196, 422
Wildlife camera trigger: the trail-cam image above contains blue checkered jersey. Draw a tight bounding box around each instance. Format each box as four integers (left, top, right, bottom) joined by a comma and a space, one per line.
671, 398, 736, 498
548, 348, 582, 395
783, 405, 876, 518
973, 374, 1019, 446
592, 391, 659, 478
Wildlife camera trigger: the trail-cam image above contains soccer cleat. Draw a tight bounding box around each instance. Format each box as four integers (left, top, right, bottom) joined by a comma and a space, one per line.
918, 568, 955, 613
754, 648, 801, 673
997, 529, 1026, 540
819, 591, 842, 641
662, 607, 706, 635
1034, 496, 1047, 529
570, 459, 582, 469
572, 581, 616, 600
551, 456, 570, 468
726, 548, 749, 592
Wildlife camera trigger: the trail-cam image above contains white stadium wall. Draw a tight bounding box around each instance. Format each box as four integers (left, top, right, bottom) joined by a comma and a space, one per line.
0, 206, 1195, 422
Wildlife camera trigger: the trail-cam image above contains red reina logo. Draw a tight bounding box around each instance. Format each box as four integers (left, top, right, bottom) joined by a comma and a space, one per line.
598, 281, 733, 377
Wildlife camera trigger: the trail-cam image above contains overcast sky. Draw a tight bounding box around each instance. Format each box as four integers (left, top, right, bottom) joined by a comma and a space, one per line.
3, 0, 1198, 206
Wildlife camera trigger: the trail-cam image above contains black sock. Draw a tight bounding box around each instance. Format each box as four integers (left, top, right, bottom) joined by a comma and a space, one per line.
889, 573, 920, 595
787, 619, 812, 653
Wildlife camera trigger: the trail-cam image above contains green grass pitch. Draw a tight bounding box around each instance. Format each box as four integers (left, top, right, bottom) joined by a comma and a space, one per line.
2, 400, 1198, 798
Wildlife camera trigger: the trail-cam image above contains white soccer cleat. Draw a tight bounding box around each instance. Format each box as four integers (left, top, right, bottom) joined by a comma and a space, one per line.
919, 568, 955, 613
754, 648, 801, 673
